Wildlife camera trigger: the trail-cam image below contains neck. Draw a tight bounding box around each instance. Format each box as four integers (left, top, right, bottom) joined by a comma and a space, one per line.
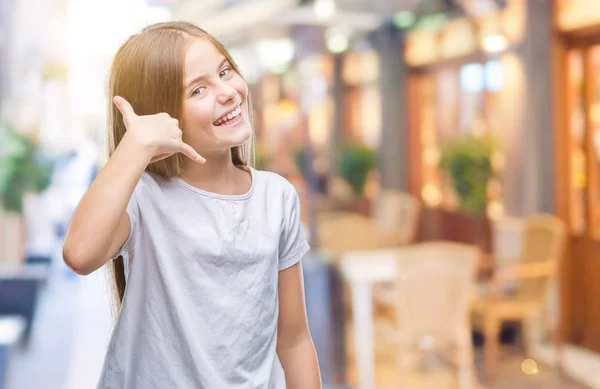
179, 149, 250, 195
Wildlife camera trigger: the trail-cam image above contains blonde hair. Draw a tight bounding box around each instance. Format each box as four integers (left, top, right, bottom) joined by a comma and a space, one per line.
107, 21, 252, 314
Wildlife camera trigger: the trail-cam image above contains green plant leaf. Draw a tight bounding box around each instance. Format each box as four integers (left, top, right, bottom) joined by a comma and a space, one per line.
0, 124, 55, 213
439, 135, 497, 216
336, 144, 375, 196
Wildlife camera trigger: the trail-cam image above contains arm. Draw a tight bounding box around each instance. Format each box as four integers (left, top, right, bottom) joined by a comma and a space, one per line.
62, 135, 149, 275
276, 262, 322, 389
496, 260, 557, 280
62, 96, 204, 275
485, 259, 558, 299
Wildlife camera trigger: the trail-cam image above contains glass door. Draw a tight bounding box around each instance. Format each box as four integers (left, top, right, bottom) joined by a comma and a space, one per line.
567, 49, 588, 234
567, 44, 600, 238
587, 46, 600, 237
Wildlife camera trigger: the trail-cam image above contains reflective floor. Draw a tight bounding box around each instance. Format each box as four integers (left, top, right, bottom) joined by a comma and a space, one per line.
4, 259, 588, 389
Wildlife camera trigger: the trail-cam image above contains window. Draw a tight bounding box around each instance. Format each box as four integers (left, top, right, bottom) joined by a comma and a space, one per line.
568, 45, 600, 237
417, 59, 506, 218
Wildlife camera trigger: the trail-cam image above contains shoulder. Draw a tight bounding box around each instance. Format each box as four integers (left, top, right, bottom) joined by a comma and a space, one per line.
132, 171, 170, 200
252, 169, 298, 200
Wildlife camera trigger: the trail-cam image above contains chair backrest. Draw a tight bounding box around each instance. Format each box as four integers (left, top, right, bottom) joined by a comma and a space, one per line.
327, 177, 356, 210
393, 242, 479, 347
314, 213, 401, 258
375, 190, 421, 245
516, 214, 567, 300
492, 217, 525, 265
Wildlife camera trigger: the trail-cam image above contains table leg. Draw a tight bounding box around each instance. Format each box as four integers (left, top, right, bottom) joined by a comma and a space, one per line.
351, 281, 375, 389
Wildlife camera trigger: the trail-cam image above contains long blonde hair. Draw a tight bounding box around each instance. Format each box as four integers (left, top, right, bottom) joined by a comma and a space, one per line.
107, 21, 252, 314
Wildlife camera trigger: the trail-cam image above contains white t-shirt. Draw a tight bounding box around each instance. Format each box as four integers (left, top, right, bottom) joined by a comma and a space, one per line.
97, 167, 310, 389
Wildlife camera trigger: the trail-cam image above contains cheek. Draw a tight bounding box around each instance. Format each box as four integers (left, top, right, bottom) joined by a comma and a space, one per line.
182, 102, 214, 131
232, 75, 249, 98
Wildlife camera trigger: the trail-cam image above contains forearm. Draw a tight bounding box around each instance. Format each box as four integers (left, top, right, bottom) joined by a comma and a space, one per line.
63, 135, 151, 274
277, 336, 321, 389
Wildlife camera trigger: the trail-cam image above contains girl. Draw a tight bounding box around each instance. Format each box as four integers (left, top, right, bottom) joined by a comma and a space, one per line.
62, 21, 321, 389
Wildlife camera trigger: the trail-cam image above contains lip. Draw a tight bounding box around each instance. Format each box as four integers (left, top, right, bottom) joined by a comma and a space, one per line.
213, 104, 241, 125
215, 110, 243, 128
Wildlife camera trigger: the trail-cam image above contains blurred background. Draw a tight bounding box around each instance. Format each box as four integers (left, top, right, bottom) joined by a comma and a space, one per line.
1, 0, 599, 388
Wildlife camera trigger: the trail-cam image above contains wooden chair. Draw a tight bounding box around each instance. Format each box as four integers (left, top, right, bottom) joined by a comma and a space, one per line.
327, 177, 356, 211
382, 242, 480, 389
471, 214, 567, 380
309, 212, 399, 260
311, 190, 421, 257
371, 191, 422, 318
374, 190, 421, 246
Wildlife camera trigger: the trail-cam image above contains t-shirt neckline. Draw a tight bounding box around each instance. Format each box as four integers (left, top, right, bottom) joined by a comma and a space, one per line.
173, 166, 255, 200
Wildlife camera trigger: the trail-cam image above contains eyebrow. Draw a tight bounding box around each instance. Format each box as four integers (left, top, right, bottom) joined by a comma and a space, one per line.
185, 58, 230, 91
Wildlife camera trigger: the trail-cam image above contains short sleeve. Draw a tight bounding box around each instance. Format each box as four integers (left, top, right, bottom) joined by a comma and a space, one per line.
110, 191, 140, 276
278, 187, 310, 271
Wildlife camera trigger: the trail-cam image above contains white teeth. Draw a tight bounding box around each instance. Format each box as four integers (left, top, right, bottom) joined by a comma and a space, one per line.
215, 105, 242, 126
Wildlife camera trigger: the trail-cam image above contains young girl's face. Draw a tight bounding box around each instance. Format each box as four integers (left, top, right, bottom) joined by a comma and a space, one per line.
181, 38, 251, 157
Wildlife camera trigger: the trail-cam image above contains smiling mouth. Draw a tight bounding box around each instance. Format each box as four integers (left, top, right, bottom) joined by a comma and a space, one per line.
214, 105, 242, 127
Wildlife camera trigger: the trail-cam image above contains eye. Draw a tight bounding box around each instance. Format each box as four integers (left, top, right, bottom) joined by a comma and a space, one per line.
191, 86, 206, 97
220, 67, 231, 78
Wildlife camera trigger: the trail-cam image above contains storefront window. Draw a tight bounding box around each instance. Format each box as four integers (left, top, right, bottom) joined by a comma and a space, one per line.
342, 50, 381, 147
587, 46, 600, 236
484, 60, 504, 92
559, 43, 600, 238
419, 75, 443, 207
567, 50, 587, 233
558, 0, 600, 32
418, 59, 506, 217
458, 63, 485, 135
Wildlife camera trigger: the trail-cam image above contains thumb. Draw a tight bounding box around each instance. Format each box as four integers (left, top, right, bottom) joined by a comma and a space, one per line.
113, 96, 137, 125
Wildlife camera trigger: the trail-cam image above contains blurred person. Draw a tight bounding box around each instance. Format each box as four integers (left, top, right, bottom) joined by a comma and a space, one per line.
62, 21, 321, 389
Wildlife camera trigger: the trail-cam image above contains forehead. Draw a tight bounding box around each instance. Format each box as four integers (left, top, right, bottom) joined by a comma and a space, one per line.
184, 38, 225, 75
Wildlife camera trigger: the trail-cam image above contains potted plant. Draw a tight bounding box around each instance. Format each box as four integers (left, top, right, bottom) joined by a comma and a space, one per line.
438, 135, 497, 217
438, 135, 497, 251
0, 123, 54, 266
335, 143, 375, 215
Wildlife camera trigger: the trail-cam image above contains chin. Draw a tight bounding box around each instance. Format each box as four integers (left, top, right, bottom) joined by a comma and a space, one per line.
214, 122, 252, 148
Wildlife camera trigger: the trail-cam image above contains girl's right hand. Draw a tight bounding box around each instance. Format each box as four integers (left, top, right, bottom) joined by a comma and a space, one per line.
113, 96, 206, 164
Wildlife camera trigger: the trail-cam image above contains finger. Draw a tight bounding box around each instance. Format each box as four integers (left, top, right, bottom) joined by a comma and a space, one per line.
149, 152, 174, 163
180, 143, 206, 164
113, 96, 137, 124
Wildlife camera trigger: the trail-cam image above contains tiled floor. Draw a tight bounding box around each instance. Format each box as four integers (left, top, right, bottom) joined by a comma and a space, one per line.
4, 266, 80, 389
481, 357, 582, 389
343, 349, 585, 389
4, 260, 112, 389
343, 327, 587, 389
3, 263, 591, 389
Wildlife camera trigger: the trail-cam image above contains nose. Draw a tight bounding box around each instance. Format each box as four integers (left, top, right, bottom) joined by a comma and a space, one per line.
216, 81, 238, 105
